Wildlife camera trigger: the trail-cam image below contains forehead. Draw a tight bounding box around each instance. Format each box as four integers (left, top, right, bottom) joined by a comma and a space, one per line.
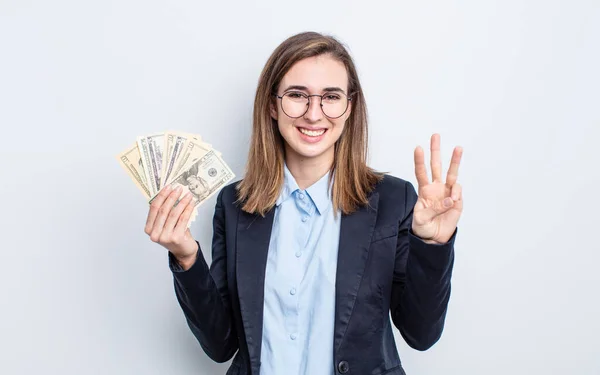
280, 54, 349, 92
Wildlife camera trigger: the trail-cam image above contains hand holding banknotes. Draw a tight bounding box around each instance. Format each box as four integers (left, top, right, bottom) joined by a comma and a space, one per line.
116, 130, 235, 268
144, 184, 199, 268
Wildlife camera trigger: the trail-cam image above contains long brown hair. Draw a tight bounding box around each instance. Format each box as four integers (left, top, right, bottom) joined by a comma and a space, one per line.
237, 31, 383, 216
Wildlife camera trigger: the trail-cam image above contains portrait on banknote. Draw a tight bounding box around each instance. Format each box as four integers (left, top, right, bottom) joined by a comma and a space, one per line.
174, 162, 210, 202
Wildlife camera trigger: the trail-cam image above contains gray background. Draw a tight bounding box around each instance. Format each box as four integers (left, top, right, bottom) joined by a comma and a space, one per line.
1, 0, 598, 374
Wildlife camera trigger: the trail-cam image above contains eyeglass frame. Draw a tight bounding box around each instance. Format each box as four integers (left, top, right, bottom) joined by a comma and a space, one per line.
272, 90, 354, 119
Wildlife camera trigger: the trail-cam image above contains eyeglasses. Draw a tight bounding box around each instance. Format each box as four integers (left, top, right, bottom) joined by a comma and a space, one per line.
273, 91, 352, 119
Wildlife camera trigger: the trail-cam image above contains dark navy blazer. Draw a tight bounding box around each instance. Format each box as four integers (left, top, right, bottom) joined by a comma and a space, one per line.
169, 174, 456, 375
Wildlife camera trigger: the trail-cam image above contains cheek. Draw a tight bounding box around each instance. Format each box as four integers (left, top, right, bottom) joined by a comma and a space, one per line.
275, 104, 286, 121
276, 116, 293, 134
331, 119, 346, 136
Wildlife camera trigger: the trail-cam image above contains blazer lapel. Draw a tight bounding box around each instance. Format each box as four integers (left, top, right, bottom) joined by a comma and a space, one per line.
236, 208, 275, 374
334, 192, 379, 352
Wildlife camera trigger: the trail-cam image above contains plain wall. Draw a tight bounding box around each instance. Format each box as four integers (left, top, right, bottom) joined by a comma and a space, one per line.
1, 0, 598, 374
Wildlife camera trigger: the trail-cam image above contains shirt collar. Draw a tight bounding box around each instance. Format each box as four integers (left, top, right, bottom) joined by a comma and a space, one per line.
276, 164, 333, 215
305, 168, 332, 215
275, 164, 300, 207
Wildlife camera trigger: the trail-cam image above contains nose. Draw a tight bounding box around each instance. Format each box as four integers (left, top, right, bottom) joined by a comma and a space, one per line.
304, 95, 323, 122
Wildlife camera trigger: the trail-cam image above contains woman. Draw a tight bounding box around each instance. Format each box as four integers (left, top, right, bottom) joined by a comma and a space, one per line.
145, 31, 463, 375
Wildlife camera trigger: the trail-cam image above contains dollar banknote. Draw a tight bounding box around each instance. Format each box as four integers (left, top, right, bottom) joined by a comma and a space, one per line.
117, 130, 234, 228
137, 133, 165, 196
151, 149, 235, 209
167, 138, 211, 186
162, 132, 188, 187
116, 143, 151, 199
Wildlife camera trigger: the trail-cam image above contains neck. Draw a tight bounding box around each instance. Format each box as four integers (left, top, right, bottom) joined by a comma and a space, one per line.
285, 148, 333, 190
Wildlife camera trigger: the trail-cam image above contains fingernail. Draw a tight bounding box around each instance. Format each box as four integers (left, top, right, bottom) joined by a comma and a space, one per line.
165, 185, 171, 191
443, 197, 453, 207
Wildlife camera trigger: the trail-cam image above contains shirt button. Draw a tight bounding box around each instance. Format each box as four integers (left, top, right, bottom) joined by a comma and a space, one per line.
290, 288, 296, 295
290, 333, 297, 340
302, 216, 308, 222
295, 251, 302, 258
298, 193, 304, 200
337, 360, 349, 373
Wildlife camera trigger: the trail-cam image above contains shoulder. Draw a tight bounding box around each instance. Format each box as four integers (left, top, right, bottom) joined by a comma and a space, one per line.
369, 173, 419, 220
218, 179, 242, 205
372, 173, 417, 201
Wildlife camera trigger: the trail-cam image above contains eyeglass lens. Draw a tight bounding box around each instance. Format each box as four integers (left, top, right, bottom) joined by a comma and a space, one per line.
281, 91, 348, 118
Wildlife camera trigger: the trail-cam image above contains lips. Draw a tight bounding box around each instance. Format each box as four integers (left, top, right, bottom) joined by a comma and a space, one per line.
294, 126, 328, 144
297, 127, 327, 137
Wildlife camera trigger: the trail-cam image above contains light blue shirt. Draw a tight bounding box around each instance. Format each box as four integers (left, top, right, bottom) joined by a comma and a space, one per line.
260, 165, 341, 375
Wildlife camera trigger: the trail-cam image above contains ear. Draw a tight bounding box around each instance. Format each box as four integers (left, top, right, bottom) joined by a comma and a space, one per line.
270, 99, 278, 121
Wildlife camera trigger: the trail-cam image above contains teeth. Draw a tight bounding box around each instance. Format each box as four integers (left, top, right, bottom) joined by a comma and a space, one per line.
299, 128, 325, 137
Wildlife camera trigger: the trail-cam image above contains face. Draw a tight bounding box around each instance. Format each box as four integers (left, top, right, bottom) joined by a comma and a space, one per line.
271, 54, 351, 166
186, 175, 206, 195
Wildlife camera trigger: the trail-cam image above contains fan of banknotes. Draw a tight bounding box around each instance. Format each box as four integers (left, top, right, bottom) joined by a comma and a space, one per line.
116, 131, 235, 227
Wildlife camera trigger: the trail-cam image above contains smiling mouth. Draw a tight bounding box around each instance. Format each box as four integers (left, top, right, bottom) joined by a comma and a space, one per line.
298, 127, 327, 137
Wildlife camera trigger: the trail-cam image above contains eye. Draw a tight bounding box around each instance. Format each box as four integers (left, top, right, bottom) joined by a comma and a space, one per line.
285, 91, 306, 99
323, 93, 342, 101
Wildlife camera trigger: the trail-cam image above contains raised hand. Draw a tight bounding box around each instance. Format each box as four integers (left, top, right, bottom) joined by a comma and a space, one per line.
411, 134, 463, 244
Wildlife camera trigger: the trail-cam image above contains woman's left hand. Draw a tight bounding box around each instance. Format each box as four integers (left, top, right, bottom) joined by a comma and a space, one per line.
411, 134, 463, 244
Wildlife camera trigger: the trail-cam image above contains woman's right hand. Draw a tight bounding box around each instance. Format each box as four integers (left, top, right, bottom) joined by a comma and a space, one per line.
145, 185, 199, 270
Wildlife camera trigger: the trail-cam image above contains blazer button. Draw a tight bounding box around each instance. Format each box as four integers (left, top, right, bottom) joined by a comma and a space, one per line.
337, 360, 349, 373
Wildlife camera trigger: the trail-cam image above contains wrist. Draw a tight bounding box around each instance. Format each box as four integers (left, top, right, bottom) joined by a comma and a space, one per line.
174, 242, 199, 271
175, 253, 196, 271
410, 227, 446, 245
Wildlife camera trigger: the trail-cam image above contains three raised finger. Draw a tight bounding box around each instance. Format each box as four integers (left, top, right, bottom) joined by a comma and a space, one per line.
430, 133, 442, 182
450, 182, 462, 202
445, 146, 463, 188
414, 145, 429, 187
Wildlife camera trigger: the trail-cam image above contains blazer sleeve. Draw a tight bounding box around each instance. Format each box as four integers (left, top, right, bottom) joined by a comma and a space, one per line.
390, 181, 457, 351
168, 188, 238, 363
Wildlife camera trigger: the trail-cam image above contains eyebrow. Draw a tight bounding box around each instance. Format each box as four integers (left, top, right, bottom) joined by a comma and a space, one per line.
282, 85, 347, 95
